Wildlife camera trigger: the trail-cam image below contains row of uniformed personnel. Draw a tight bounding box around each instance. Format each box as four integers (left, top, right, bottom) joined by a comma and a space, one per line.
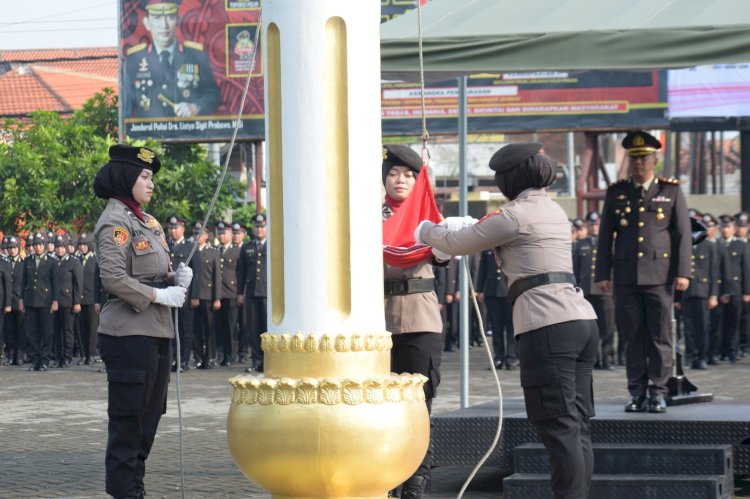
0, 230, 102, 370
165, 214, 268, 373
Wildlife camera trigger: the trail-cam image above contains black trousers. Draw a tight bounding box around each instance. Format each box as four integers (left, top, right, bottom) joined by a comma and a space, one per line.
485, 296, 515, 362
80, 304, 99, 360
215, 298, 238, 361
391, 332, 442, 480
193, 301, 215, 365
683, 297, 709, 362
4, 310, 24, 361
243, 297, 267, 365
55, 307, 76, 363
720, 296, 742, 360
614, 284, 673, 397
26, 306, 53, 366
708, 304, 723, 359
586, 294, 615, 364
99, 333, 171, 499
172, 303, 192, 366
518, 319, 598, 499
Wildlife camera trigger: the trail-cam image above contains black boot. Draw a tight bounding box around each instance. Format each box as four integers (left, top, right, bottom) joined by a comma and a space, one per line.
400, 475, 427, 499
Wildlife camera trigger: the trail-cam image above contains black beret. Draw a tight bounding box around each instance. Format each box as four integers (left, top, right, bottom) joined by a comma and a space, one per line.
253, 214, 267, 227
382, 144, 422, 177
585, 211, 600, 223
489, 142, 542, 173
216, 221, 230, 233
108, 144, 161, 175
622, 131, 661, 156
7, 236, 19, 248
231, 222, 246, 233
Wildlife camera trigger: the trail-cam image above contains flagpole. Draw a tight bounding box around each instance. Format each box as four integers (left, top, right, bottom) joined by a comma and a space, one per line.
458, 75, 470, 409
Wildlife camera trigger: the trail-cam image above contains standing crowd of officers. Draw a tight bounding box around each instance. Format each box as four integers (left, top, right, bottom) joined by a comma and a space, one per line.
0, 213, 269, 373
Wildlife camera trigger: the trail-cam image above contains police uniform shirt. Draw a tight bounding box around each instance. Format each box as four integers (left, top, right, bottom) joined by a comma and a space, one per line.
476, 249, 509, 298
57, 254, 84, 309
191, 244, 221, 301
0, 256, 11, 310
95, 198, 174, 338
419, 188, 596, 335
124, 41, 221, 118
718, 237, 750, 297
237, 239, 267, 298
168, 236, 196, 299
10, 254, 24, 310
218, 242, 241, 299
683, 238, 720, 299
21, 253, 59, 307
595, 177, 692, 287
81, 252, 103, 306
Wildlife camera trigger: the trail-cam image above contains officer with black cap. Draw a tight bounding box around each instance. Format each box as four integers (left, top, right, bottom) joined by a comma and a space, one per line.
5, 236, 25, 365
19, 231, 59, 371
93, 144, 193, 499
382, 143, 448, 499
416, 142, 598, 499
46, 230, 57, 259
595, 131, 692, 414
166, 215, 195, 371
734, 212, 750, 358
714, 214, 750, 363
53, 234, 83, 368
0, 236, 11, 364
215, 220, 241, 366
680, 210, 720, 370
77, 232, 103, 365
237, 213, 268, 372
189, 221, 221, 369
231, 221, 247, 247
573, 210, 616, 370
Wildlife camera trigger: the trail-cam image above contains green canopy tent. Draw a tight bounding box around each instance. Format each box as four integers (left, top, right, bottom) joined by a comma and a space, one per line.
380, 0, 750, 74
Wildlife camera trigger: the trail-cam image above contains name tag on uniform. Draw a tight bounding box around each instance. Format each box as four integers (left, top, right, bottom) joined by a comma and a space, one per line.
652, 196, 672, 202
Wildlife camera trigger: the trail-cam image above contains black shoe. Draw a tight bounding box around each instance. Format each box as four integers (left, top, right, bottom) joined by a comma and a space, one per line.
400, 475, 427, 499
624, 396, 647, 413
11, 358, 21, 366
593, 361, 602, 369
493, 360, 503, 370
694, 359, 708, 370
617, 355, 625, 366
708, 356, 719, 366
76, 358, 84, 366
255, 363, 264, 373
388, 488, 399, 498
601, 361, 614, 371
648, 394, 667, 413
505, 360, 518, 371
40, 363, 49, 371
220, 358, 231, 367
84, 356, 93, 365
29, 363, 39, 372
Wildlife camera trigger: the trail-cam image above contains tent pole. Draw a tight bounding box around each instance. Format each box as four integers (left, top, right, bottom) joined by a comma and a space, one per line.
458, 75, 470, 409
741, 131, 750, 211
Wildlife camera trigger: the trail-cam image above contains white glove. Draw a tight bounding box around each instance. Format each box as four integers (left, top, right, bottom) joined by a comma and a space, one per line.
432, 247, 451, 262
154, 286, 187, 308
414, 220, 434, 245
175, 262, 193, 288
439, 215, 477, 230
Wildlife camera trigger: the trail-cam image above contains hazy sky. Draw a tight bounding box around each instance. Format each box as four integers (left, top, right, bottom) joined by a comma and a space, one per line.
2, 1, 118, 51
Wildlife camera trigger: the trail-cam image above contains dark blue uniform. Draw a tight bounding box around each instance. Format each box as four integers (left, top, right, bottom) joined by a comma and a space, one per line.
476, 249, 515, 368
124, 41, 221, 118
716, 237, 750, 362
21, 253, 59, 370
237, 238, 267, 370
595, 177, 692, 402
682, 238, 720, 368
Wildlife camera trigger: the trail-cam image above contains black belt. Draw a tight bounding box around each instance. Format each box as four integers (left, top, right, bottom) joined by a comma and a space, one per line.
508, 272, 576, 305
384, 278, 435, 296
107, 280, 169, 301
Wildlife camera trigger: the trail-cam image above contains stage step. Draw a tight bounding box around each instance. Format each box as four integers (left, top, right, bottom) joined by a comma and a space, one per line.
503, 473, 731, 499
504, 444, 733, 499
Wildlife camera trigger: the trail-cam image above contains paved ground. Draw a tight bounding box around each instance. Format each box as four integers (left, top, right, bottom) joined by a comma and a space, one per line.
1, 340, 748, 499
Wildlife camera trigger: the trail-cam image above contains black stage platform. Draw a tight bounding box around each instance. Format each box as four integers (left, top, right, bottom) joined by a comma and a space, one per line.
431, 398, 750, 477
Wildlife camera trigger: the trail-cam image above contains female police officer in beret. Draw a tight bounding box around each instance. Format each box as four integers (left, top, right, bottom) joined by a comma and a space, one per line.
416, 143, 598, 499
93, 144, 192, 499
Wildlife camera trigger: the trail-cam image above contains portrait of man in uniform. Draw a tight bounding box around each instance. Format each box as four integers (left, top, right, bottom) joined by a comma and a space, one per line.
124, 0, 222, 119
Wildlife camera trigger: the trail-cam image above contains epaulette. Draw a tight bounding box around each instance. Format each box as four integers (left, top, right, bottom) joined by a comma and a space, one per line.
659, 177, 680, 185
183, 40, 204, 51
126, 43, 147, 56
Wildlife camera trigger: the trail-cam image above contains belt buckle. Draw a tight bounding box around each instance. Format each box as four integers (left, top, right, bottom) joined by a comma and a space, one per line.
393, 280, 407, 295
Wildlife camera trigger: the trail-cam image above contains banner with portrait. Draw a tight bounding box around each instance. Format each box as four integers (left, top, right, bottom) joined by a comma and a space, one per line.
120, 0, 263, 142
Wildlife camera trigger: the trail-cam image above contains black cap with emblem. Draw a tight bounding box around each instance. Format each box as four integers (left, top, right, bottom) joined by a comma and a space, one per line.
622, 131, 662, 157
78, 233, 92, 245
586, 211, 600, 224
572, 218, 585, 229
701, 213, 717, 228
107, 144, 161, 174
216, 221, 230, 233
382, 144, 423, 184
1, 236, 7, 250
32, 232, 46, 245
734, 212, 749, 228
232, 222, 246, 234
719, 214, 734, 227
253, 214, 267, 228
192, 221, 205, 235
54, 234, 67, 248
7, 236, 19, 249
168, 216, 186, 228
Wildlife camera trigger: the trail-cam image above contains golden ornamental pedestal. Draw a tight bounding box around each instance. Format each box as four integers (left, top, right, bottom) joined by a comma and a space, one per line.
226, 1, 429, 497
228, 333, 429, 498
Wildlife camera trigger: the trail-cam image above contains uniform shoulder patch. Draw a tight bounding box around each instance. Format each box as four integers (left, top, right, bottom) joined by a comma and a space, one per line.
659, 177, 680, 185
113, 226, 129, 246
126, 43, 147, 56
478, 209, 503, 224
183, 40, 204, 51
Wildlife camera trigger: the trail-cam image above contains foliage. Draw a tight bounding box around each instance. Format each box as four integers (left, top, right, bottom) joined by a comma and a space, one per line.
231, 202, 261, 229
0, 90, 244, 238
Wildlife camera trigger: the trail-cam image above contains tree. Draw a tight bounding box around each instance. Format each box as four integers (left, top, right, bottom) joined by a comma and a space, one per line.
0, 90, 244, 237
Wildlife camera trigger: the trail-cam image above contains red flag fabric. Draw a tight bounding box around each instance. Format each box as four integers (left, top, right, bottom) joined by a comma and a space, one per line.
383, 166, 443, 268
